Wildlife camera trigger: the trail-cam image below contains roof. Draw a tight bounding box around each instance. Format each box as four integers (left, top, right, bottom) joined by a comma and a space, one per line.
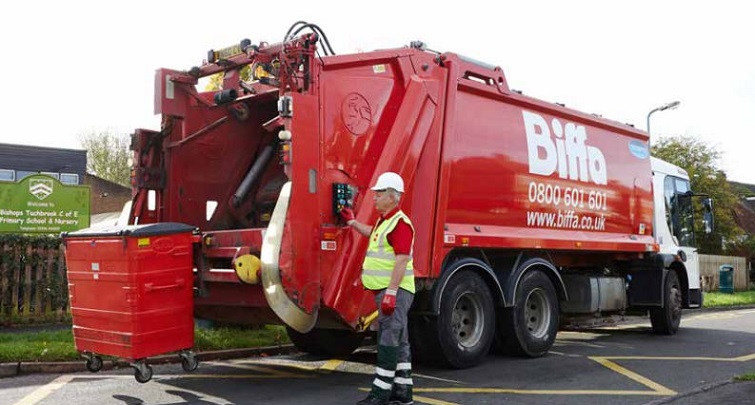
0, 143, 86, 174
734, 199, 755, 234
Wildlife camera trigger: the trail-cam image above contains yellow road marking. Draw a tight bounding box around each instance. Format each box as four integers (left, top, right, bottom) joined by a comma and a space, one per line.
12, 349, 755, 405
13, 375, 73, 405
596, 352, 755, 362
413, 394, 461, 405
735, 353, 755, 362
599, 356, 730, 361
196, 362, 312, 378
170, 373, 314, 379
589, 357, 676, 395
414, 387, 667, 396
320, 359, 344, 372
234, 358, 319, 371
358, 388, 462, 405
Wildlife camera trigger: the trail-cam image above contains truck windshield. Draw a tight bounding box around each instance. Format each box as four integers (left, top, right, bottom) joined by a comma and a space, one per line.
664, 176, 695, 247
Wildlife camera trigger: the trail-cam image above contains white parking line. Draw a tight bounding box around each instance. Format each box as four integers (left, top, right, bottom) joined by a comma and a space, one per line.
14, 375, 74, 405
12, 375, 73, 405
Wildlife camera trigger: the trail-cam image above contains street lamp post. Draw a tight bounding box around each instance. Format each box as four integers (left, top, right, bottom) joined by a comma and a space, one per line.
646, 101, 680, 136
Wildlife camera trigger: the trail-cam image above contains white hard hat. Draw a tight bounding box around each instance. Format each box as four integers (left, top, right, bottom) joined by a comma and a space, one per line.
371, 172, 405, 193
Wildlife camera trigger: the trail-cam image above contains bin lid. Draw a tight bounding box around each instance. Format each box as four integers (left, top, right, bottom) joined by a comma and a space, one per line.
719, 264, 734, 271
63, 222, 196, 238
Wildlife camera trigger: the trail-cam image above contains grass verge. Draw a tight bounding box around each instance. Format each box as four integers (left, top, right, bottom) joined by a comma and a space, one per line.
0, 329, 77, 363
703, 290, 755, 308
0, 325, 289, 363
735, 373, 755, 381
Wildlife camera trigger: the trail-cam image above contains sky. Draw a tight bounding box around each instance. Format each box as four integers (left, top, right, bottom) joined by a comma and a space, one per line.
1, 1, 754, 182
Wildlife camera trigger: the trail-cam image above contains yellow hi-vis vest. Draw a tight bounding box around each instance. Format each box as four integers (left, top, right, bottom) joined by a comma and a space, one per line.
362, 210, 415, 293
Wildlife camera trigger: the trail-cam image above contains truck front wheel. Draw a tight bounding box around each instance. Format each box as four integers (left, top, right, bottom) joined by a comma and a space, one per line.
498, 270, 558, 357
650, 271, 682, 335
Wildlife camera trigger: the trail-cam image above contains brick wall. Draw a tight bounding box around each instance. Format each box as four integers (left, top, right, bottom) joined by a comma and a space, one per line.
83, 174, 132, 214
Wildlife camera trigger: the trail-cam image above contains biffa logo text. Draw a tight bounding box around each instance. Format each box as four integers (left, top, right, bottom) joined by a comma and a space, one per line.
523, 111, 607, 185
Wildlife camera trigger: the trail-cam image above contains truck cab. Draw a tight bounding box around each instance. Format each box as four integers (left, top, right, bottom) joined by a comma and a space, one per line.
651, 157, 706, 309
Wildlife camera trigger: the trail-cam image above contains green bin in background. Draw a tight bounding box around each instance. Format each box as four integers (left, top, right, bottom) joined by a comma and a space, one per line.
719, 265, 734, 294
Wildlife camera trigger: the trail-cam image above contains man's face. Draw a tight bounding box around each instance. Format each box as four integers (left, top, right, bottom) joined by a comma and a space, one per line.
373, 189, 396, 214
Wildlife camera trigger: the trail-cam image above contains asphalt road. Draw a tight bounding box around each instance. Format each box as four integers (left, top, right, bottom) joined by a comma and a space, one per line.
2, 308, 755, 405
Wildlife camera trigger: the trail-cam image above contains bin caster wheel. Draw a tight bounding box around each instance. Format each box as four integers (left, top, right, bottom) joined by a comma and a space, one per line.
86, 356, 103, 373
134, 364, 153, 383
180, 353, 198, 372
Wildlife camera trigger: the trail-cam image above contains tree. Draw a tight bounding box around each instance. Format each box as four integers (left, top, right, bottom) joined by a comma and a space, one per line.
204, 65, 253, 92
652, 136, 743, 254
79, 131, 131, 187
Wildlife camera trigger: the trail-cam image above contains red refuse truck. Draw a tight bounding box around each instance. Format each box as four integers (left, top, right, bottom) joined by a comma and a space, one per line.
65, 22, 714, 378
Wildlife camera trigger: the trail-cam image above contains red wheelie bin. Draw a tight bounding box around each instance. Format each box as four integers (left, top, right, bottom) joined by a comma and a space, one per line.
64, 223, 198, 382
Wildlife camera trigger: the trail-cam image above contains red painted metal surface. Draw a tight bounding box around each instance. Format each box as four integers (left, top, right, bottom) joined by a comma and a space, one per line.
115, 32, 656, 330
65, 230, 194, 360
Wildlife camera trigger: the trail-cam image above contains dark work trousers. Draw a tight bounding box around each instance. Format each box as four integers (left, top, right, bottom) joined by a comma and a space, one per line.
368, 288, 414, 401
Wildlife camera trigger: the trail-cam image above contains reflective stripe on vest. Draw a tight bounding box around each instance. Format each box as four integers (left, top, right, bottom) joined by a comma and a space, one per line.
362, 210, 415, 293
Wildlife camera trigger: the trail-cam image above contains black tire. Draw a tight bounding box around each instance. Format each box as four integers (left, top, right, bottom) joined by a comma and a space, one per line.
181, 354, 199, 372
286, 327, 364, 356
134, 364, 153, 384
434, 271, 495, 369
498, 270, 559, 357
650, 271, 682, 335
85, 356, 103, 373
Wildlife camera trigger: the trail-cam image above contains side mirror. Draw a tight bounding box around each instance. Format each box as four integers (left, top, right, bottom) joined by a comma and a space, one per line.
702, 197, 714, 234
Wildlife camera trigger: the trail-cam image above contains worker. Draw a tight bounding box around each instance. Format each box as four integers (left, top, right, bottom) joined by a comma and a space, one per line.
341, 171, 416, 405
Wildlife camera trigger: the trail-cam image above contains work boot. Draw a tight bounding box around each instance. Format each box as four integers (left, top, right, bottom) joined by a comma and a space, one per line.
388, 379, 412, 405
356, 394, 387, 405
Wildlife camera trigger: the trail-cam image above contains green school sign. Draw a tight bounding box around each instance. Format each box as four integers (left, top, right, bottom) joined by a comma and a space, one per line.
0, 175, 90, 233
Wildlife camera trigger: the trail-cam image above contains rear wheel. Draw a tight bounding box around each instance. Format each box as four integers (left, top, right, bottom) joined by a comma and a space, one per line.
286, 327, 364, 356
498, 270, 559, 357
650, 271, 682, 335
431, 271, 495, 368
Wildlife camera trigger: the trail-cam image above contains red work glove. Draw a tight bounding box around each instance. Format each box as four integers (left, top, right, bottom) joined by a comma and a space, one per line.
381, 288, 397, 316
340, 207, 355, 224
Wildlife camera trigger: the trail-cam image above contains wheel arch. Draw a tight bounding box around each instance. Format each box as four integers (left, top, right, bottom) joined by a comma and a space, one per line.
428, 255, 505, 316
668, 260, 690, 308
504, 255, 567, 308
